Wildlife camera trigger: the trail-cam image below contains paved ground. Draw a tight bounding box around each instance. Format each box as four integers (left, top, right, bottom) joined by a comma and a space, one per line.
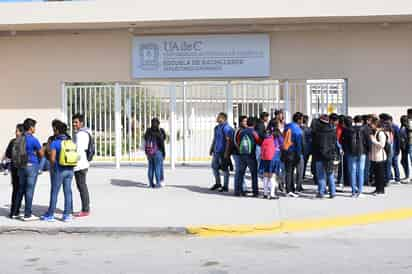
0, 166, 411, 230
2, 219, 412, 274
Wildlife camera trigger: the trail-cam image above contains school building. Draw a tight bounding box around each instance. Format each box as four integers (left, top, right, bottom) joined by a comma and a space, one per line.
0, 1, 411, 166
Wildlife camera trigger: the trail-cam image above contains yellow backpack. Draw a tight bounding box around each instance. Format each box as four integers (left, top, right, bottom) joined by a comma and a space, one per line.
59, 140, 79, 167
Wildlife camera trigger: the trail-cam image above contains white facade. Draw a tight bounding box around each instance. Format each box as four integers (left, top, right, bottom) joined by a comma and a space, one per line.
0, 1, 411, 164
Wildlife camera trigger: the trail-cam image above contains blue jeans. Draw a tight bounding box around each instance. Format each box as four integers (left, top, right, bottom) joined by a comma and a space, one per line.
148, 151, 163, 187
408, 144, 412, 178
315, 161, 336, 197
211, 153, 230, 189
239, 154, 258, 195
47, 168, 74, 216
256, 145, 263, 176
389, 154, 401, 182
233, 155, 243, 195
39, 157, 50, 172
16, 164, 39, 218
348, 154, 366, 195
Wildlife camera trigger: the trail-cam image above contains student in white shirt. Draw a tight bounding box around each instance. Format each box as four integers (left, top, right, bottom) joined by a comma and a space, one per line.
72, 114, 91, 217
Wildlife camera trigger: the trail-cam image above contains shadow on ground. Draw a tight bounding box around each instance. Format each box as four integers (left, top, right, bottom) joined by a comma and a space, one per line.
0, 204, 63, 218
110, 179, 147, 188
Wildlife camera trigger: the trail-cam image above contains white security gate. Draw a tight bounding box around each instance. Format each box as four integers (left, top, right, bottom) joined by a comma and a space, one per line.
63, 80, 346, 167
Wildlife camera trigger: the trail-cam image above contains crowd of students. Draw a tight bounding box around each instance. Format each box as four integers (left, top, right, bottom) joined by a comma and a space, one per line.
3, 108, 411, 220
209, 108, 412, 199
1, 114, 93, 221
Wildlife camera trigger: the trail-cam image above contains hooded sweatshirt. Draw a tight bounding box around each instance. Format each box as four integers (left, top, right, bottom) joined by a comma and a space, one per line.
312, 120, 338, 162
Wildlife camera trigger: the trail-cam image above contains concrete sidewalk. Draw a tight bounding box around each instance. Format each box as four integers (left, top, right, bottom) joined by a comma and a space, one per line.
0, 167, 411, 234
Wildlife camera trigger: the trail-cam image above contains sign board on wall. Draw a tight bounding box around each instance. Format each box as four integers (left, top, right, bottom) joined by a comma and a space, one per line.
132, 34, 270, 79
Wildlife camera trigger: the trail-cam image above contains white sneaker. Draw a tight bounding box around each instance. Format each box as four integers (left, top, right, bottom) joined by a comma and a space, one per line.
388, 180, 396, 184
357, 193, 366, 198
401, 178, 411, 184
160, 181, 166, 187
391, 181, 402, 185
22, 216, 38, 222
287, 192, 299, 198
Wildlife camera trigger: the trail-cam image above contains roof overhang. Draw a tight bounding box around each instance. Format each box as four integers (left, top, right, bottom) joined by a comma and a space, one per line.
1, 0, 412, 32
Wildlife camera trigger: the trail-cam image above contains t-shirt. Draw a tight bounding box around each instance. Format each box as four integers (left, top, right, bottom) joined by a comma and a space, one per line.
50, 135, 74, 172
74, 129, 91, 172
213, 123, 234, 154
25, 133, 42, 165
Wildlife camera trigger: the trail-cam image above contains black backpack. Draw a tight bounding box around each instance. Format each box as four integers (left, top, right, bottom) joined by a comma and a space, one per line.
81, 130, 95, 162
350, 127, 364, 156
12, 136, 28, 168
377, 131, 392, 157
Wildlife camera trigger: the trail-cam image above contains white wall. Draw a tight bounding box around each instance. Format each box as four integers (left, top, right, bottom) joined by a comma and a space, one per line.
0, 25, 411, 150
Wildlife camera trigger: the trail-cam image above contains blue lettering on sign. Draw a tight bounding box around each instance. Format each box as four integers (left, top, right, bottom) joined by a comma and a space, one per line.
164, 41, 203, 52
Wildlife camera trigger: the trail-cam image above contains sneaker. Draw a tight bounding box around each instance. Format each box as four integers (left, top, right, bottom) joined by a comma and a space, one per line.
22, 215, 38, 222
160, 181, 166, 187
329, 195, 336, 199
357, 193, 366, 198
3, 170, 9, 176
287, 192, 299, 198
316, 193, 325, 199
388, 179, 396, 184
40, 215, 55, 222
351, 193, 358, 198
263, 195, 268, 199
210, 184, 222, 191
62, 214, 73, 222
269, 195, 280, 200
74, 211, 90, 218
401, 178, 411, 184
392, 181, 402, 185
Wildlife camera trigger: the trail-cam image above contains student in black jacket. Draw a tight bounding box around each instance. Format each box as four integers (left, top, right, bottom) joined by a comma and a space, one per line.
144, 118, 166, 188
312, 115, 338, 199
2, 124, 25, 218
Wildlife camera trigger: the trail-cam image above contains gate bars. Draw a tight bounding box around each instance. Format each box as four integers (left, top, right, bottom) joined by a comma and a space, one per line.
62, 80, 347, 168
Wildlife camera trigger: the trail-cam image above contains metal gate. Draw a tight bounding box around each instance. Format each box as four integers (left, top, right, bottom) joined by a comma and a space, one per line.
63, 80, 346, 167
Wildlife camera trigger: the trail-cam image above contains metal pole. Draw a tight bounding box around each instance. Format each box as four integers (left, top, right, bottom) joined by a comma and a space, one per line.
169, 85, 177, 170
343, 79, 348, 115
285, 80, 291, 123
61, 82, 68, 124
306, 82, 312, 121
114, 82, 122, 169
226, 81, 234, 126
182, 81, 187, 164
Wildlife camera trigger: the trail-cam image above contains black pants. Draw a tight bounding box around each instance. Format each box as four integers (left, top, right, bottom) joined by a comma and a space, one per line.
285, 159, 299, 193
239, 155, 258, 195
74, 169, 90, 212
373, 161, 386, 194
10, 168, 21, 217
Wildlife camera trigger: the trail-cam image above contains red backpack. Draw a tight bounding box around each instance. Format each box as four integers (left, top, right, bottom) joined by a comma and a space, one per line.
261, 135, 276, 160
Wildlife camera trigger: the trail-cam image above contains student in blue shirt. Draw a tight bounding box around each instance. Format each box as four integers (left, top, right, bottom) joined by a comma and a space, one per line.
15, 118, 44, 221
41, 121, 75, 222
209, 112, 234, 192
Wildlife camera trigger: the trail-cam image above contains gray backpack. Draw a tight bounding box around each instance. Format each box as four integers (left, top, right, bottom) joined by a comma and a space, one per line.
12, 136, 28, 168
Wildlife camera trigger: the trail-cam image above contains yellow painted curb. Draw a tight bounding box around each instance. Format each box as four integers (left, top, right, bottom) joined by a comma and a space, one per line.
187, 208, 412, 237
